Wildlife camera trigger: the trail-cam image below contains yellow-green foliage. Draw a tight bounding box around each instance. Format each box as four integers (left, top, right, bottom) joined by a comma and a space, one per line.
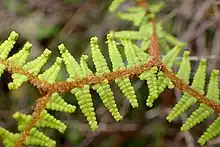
0, 1, 219, 146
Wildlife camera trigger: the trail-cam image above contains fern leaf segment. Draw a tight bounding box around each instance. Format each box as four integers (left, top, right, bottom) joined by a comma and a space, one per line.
109, 0, 126, 12
0, 127, 19, 146
117, 7, 145, 26
8, 49, 52, 90
0, 31, 18, 60
38, 57, 62, 83
26, 128, 56, 147
107, 33, 138, 108
58, 43, 82, 79
143, 67, 159, 107
13, 111, 66, 133
90, 37, 122, 121
181, 70, 219, 131
166, 59, 207, 122
157, 46, 181, 94
24, 49, 52, 75
7, 42, 32, 66
198, 117, 220, 145
0, 31, 19, 77
176, 51, 191, 84
46, 93, 76, 113
71, 86, 98, 130
59, 44, 98, 130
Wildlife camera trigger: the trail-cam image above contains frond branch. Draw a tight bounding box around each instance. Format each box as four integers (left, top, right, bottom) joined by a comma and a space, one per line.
15, 93, 52, 147
161, 64, 220, 112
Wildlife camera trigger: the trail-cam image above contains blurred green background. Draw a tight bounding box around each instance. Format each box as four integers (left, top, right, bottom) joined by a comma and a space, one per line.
0, 0, 219, 146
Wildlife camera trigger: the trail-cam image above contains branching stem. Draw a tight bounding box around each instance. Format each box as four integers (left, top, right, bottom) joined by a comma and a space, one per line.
0, 1, 218, 146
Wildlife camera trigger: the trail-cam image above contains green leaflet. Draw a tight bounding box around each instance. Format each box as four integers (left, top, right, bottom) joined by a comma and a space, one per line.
157, 46, 181, 95
9, 56, 73, 145
161, 31, 186, 47
113, 23, 153, 40
7, 42, 32, 66
162, 46, 180, 68
46, 93, 76, 113
107, 33, 125, 70
120, 38, 158, 107
140, 39, 150, 51
117, 7, 146, 26
120, 39, 149, 67
80, 55, 93, 75
91, 37, 122, 121
0, 0, 219, 144
0, 127, 19, 147
26, 128, 56, 147
71, 86, 98, 130
38, 57, 62, 83
148, 1, 164, 13
38, 57, 74, 116
167, 59, 207, 122
13, 111, 66, 133
8, 49, 52, 90
58, 44, 98, 130
0, 31, 19, 77
141, 66, 159, 107
181, 70, 219, 131
107, 33, 138, 108
0, 122, 56, 147
113, 30, 144, 40
23, 49, 52, 75
132, 41, 150, 63
108, 0, 125, 12
198, 117, 220, 145
176, 51, 191, 84
58, 43, 82, 78
159, 38, 170, 53
0, 31, 18, 60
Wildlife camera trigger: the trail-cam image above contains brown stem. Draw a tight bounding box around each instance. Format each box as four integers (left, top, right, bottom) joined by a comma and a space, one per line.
0, 1, 219, 145
149, 21, 161, 62
161, 64, 220, 112
14, 93, 52, 147
136, 0, 147, 8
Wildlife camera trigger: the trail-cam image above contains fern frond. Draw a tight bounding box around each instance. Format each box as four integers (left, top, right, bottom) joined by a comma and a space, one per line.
107, 33, 138, 108
37, 55, 76, 114
176, 51, 191, 84
117, 7, 146, 26
0, 127, 19, 147
38, 57, 62, 83
0, 31, 18, 60
166, 59, 207, 122
26, 128, 56, 147
8, 49, 52, 90
157, 46, 181, 94
7, 42, 32, 66
91, 37, 122, 121
119, 38, 159, 107
140, 39, 150, 51
108, 0, 126, 12
142, 66, 159, 107
161, 31, 186, 47
181, 70, 219, 131
198, 117, 220, 145
0, 0, 219, 145
0, 31, 19, 76
13, 110, 66, 133
58, 44, 98, 130
46, 92, 76, 113
23, 49, 52, 75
